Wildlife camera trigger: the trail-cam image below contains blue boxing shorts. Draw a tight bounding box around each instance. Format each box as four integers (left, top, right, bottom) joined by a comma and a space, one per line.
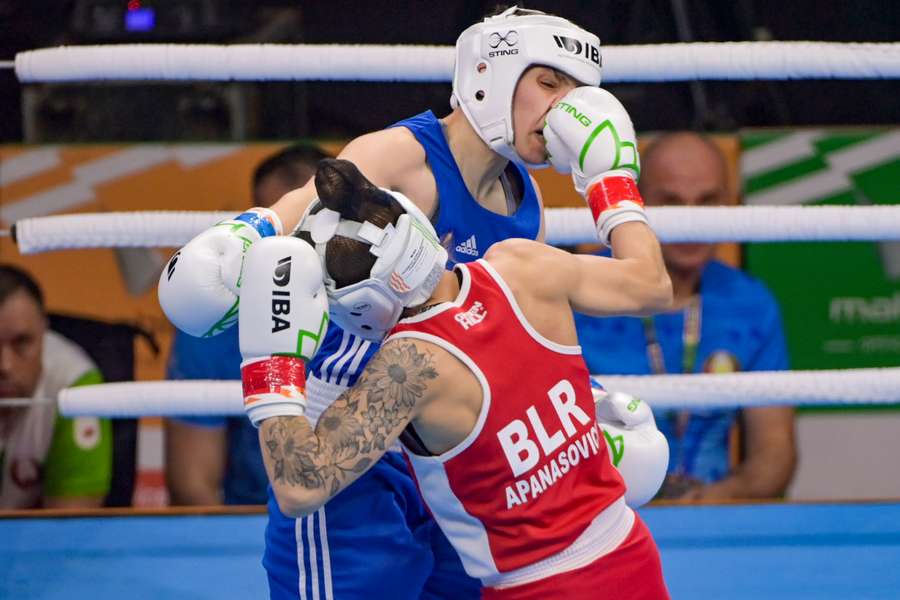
263, 451, 479, 600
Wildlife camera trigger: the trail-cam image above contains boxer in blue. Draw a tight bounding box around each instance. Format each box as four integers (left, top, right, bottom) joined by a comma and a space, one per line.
159, 7, 611, 598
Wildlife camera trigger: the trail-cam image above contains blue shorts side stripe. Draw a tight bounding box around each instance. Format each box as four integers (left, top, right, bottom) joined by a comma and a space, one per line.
292, 509, 332, 600
294, 517, 308, 600
318, 509, 334, 599
307, 514, 320, 600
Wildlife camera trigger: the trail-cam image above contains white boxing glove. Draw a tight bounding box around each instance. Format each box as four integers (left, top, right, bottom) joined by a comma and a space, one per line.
239, 236, 330, 427
543, 87, 648, 246
595, 390, 669, 507
158, 208, 282, 338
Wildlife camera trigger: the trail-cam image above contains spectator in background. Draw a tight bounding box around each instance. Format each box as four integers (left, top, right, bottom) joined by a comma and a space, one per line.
165, 142, 331, 505
575, 131, 797, 500
0, 265, 111, 509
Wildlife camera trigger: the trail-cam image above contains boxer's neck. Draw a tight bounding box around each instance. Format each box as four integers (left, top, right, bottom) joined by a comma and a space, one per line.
428, 270, 462, 305
402, 271, 462, 318
441, 111, 508, 199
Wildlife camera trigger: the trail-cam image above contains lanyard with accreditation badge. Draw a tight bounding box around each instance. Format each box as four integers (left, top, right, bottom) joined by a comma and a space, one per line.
641, 296, 701, 475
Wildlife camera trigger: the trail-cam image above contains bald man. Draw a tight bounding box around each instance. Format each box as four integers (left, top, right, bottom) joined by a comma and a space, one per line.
576, 131, 797, 501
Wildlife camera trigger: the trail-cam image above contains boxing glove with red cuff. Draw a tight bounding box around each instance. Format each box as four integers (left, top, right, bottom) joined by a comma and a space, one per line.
238, 236, 329, 427
544, 86, 649, 246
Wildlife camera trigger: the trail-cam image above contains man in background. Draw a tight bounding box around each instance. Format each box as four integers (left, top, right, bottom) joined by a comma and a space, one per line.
0, 265, 111, 509
165, 143, 331, 505
575, 131, 797, 500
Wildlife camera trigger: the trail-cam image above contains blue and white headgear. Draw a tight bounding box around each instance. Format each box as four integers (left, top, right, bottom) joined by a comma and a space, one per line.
298, 189, 448, 341
451, 6, 602, 168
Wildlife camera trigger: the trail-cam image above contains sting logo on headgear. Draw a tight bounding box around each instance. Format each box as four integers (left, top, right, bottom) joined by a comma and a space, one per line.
489, 30, 519, 48
489, 30, 520, 58
553, 35, 601, 66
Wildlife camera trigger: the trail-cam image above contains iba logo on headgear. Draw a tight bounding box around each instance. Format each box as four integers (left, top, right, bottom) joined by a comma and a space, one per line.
553, 35, 601, 66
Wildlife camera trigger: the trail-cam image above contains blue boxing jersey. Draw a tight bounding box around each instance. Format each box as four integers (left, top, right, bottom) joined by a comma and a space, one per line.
404, 111, 541, 265
574, 260, 790, 483
265, 111, 541, 599
306, 110, 541, 388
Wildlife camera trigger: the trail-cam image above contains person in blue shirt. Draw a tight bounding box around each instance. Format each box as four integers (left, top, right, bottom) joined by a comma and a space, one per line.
165, 143, 332, 505
575, 131, 797, 501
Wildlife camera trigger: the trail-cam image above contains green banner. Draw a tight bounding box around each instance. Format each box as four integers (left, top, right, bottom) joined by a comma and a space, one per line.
741, 129, 900, 371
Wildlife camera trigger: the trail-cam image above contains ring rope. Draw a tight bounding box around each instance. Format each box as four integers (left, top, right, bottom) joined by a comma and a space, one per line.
12, 42, 900, 83
8, 205, 900, 254
11, 211, 231, 254
52, 367, 900, 417
545, 205, 900, 245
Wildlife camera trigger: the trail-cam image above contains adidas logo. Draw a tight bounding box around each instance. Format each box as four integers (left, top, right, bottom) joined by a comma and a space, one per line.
455, 235, 479, 257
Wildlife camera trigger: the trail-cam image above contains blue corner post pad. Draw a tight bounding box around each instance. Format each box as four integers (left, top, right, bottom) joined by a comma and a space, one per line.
234, 211, 278, 238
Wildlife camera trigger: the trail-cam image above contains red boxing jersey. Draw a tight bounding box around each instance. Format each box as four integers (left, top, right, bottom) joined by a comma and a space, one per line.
387, 260, 628, 586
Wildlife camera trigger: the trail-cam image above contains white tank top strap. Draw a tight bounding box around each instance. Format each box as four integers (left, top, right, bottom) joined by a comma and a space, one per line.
483, 496, 634, 590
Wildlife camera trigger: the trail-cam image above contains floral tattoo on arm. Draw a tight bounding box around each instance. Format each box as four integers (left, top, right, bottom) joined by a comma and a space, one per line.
262, 340, 438, 499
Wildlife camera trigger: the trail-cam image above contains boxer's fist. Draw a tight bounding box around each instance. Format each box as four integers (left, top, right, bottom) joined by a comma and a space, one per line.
158, 208, 281, 338
544, 86, 639, 191
595, 390, 669, 507
239, 236, 329, 427
544, 88, 647, 245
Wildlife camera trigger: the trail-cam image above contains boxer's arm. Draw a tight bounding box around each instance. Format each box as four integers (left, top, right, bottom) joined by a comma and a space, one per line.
567, 222, 672, 316
160, 131, 430, 338
491, 236, 670, 317
270, 128, 431, 232
260, 338, 440, 517
267, 177, 318, 235
538, 87, 670, 314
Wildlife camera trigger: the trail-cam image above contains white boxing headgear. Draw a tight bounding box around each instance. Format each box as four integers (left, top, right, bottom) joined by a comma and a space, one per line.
451, 6, 602, 168
297, 190, 448, 341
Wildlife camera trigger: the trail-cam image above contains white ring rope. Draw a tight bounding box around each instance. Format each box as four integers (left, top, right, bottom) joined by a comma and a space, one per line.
9, 205, 900, 254
55, 368, 900, 417
545, 205, 900, 245
12, 211, 231, 254
59, 381, 240, 417
600, 369, 900, 409
12, 42, 900, 83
